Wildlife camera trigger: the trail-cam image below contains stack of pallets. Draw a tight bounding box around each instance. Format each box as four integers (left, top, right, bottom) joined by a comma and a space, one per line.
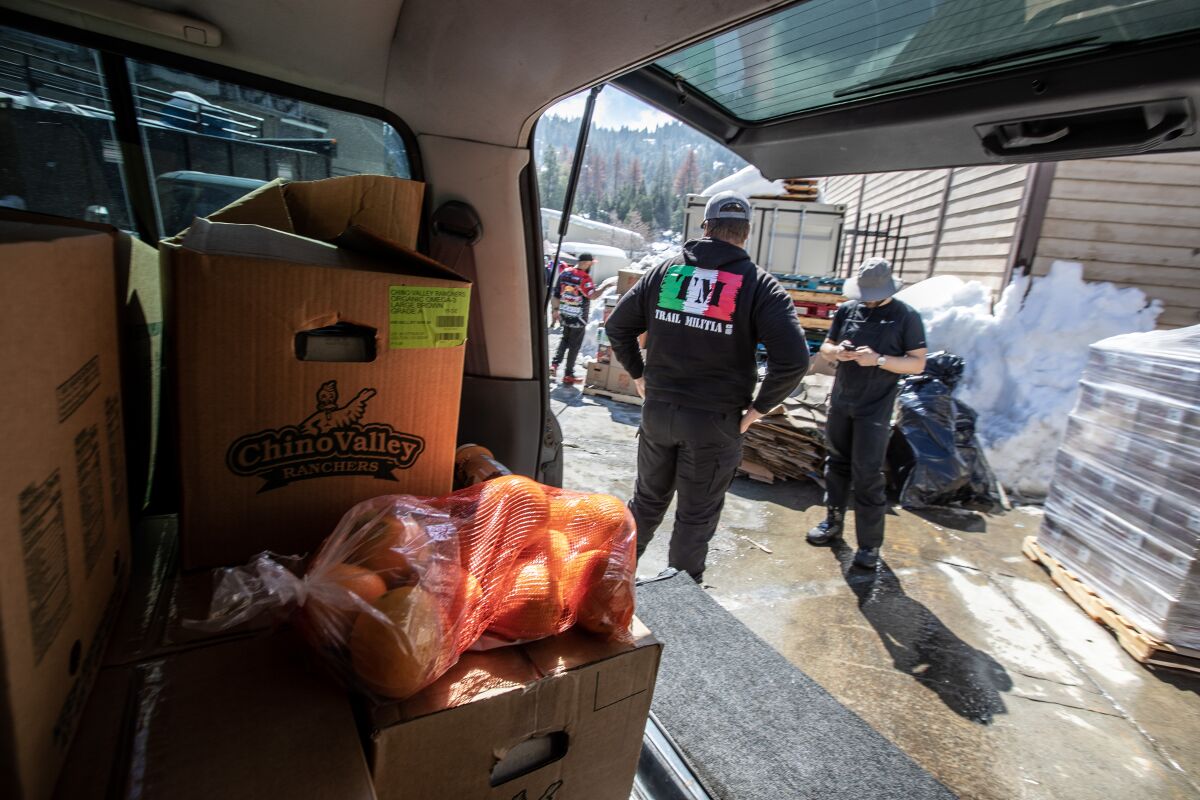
750, 177, 821, 202
1035, 326, 1200, 670
773, 274, 846, 353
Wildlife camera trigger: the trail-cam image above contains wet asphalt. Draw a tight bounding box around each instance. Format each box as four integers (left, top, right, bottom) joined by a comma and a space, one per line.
552, 383, 1200, 800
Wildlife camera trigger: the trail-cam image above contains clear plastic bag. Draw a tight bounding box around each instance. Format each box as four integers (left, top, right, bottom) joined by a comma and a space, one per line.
191, 475, 637, 700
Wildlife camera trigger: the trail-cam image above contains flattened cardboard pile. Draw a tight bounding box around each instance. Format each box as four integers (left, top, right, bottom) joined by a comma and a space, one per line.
739, 375, 831, 485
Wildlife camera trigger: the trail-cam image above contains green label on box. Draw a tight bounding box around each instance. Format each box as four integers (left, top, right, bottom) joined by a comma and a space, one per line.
388, 286, 471, 349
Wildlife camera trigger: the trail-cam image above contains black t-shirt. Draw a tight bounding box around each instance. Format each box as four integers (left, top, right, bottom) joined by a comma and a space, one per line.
827, 298, 927, 416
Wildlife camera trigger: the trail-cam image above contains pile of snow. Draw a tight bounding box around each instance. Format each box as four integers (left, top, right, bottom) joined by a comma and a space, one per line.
701, 166, 787, 199
632, 248, 678, 270
895, 261, 1162, 497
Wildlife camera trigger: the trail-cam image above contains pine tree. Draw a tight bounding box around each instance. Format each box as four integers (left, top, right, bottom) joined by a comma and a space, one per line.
674, 149, 700, 195
624, 209, 653, 241
628, 157, 644, 190
541, 143, 564, 210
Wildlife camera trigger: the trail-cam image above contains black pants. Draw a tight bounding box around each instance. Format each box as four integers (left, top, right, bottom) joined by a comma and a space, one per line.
630, 399, 744, 582
553, 324, 585, 376
824, 403, 891, 549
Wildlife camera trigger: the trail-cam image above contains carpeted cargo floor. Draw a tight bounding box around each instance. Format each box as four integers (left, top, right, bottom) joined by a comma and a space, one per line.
636, 572, 958, 799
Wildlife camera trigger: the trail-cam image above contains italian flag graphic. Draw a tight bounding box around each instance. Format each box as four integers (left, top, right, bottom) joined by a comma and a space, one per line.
658, 265, 744, 322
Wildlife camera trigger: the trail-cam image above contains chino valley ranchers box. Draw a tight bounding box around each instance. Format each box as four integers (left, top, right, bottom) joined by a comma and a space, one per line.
1, 212, 131, 800
161, 176, 470, 569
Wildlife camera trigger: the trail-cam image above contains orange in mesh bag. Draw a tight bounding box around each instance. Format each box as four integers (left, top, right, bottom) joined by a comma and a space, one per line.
191, 476, 637, 700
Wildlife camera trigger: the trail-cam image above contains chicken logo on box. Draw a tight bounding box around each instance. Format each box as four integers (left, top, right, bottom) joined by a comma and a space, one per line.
226, 380, 424, 492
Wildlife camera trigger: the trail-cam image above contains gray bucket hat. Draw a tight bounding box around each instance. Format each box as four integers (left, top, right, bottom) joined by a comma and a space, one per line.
845, 257, 901, 302
704, 190, 753, 222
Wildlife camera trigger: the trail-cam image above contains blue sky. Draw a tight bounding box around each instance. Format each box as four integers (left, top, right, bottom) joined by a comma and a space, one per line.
544, 86, 676, 131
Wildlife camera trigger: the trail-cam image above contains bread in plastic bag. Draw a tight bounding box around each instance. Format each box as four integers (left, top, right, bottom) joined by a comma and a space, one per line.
190, 475, 636, 700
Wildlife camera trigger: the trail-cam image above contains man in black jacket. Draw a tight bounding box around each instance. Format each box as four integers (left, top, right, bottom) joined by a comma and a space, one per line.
806, 258, 927, 569
606, 191, 809, 582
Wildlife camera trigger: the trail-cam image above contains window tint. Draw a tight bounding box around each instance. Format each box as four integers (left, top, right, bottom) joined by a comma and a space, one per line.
657, 0, 1200, 122
0, 23, 411, 238
127, 59, 411, 236
0, 26, 135, 228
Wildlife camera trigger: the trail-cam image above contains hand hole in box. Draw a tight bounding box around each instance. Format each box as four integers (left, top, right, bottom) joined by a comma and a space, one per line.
491, 731, 569, 787
295, 322, 377, 363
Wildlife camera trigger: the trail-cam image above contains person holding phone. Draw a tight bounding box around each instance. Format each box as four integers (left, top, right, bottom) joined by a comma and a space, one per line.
806, 258, 928, 569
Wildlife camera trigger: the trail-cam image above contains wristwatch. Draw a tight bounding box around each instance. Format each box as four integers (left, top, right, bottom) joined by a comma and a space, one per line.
876, 355, 888, 368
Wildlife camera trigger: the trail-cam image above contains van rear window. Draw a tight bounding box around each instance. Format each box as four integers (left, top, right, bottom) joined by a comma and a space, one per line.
0, 24, 411, 238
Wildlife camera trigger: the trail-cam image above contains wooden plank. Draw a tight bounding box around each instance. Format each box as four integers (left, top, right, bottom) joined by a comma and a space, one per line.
1022, 537, 1200, 675
1108, 150, 1200, 167
788, 289, 846, 304
1038, 218, 1200, 250
947, 167, 1028, 200
940, 185, 1025, 215
933, 241, 1013, 259
937, 224, 1020, 246
1029, 256, 1200, 290
1051, 177, 1200, 208
948, 164, 1027, 185
1055, 158, 1200, 188
938, 206, 1022, 233
1036, 236, 1200, 270
1043, 197, 1200, 229
798, 316, 833, 331
1155, 306, 1200, 328
581, 386, 643, 406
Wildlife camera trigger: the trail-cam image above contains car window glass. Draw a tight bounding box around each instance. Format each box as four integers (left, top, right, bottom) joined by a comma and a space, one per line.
0, 25, 135, 229
127, 59, 411, 236
657, 0, 1200, 121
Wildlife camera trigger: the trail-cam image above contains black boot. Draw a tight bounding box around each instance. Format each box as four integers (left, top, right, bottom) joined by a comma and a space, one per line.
853, 547, 880, 569
806, 509, 845, 545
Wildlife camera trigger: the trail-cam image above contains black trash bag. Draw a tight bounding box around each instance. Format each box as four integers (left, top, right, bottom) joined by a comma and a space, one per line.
953, 401, 1000, 505
888, 352, 998, 509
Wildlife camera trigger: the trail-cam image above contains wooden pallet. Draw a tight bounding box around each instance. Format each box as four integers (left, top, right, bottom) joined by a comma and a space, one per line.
1022, 536, 1200, 674
788, 289, 846, 305
582, 386, 644, 406
798, 316, 833, 331
750, 193, 820, 202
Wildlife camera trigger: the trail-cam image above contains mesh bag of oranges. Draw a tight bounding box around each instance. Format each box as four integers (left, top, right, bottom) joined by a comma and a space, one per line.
194, 475, 636, 700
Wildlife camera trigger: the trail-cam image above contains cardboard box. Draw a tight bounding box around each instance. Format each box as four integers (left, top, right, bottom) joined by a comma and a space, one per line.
586, 360, 611, 389
102, 515, 272, 667
1, 214, 131, 800
55, 633, 376, 800
606, 363, 637, 397
617, 268, 643, 296
368, 624, 660, 800
0, 210, 160, 514
162, 176, 471, 568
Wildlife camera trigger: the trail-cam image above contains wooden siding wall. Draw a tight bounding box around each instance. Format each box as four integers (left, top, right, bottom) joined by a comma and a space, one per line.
1031, 152, 1200, 329
822, 166, 1029, 294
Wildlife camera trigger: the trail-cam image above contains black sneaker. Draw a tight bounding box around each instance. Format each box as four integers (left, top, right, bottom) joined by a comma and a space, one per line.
806, 509, 845, 545
853, 547, 880, 569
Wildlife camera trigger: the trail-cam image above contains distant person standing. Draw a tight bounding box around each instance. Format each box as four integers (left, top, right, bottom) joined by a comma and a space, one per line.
606, 191, 809, 582
806, 258, 927, 568
551, 253, 604, 384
